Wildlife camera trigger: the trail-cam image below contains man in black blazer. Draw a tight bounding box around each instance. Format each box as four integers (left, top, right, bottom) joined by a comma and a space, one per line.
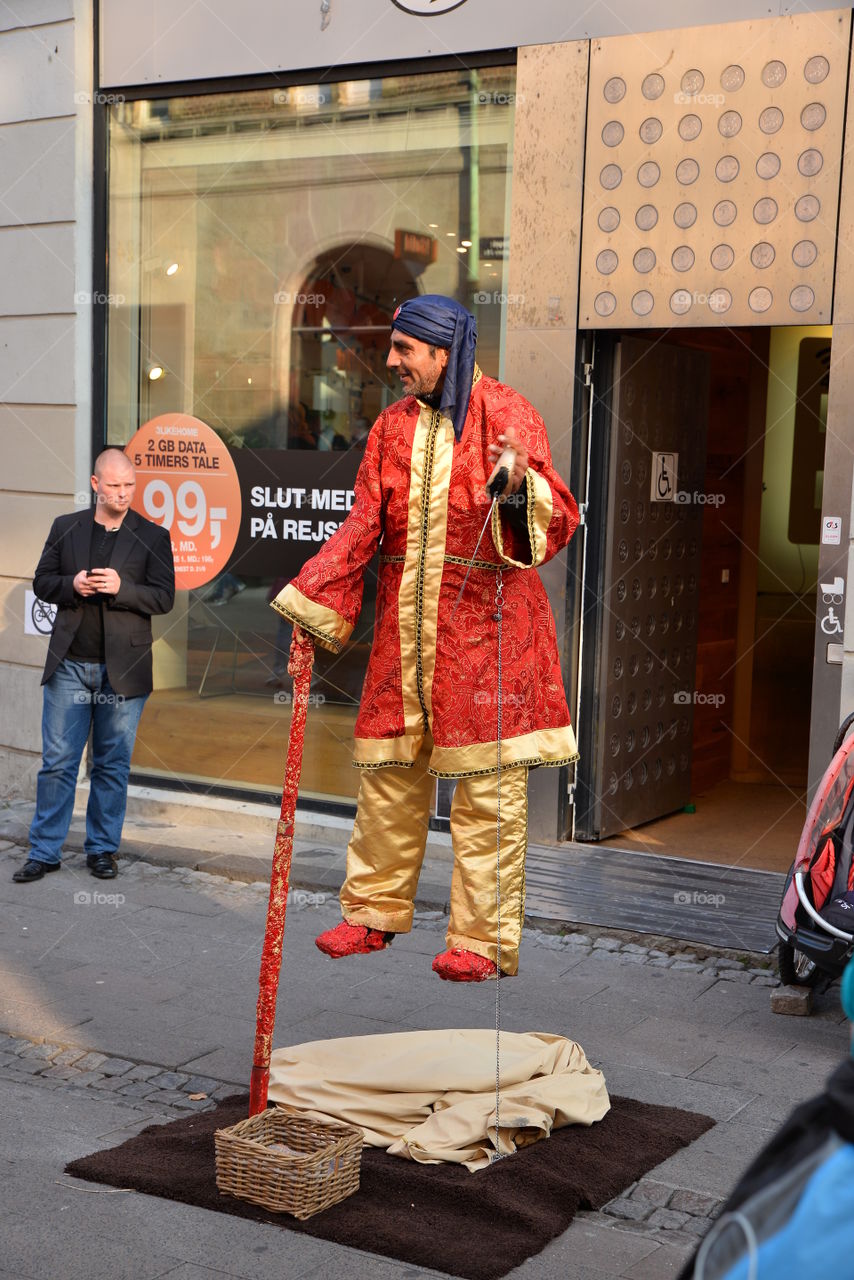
13, 448, 175, 883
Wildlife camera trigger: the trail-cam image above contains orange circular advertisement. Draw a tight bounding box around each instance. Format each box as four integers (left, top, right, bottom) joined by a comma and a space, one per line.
127, 414, 242, 591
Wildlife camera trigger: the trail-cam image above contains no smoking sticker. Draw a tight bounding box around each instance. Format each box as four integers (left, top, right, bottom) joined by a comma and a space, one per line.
127, 414, 242, 591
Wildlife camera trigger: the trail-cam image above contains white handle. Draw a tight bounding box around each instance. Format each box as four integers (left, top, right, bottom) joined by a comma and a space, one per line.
486, 445, 517, 497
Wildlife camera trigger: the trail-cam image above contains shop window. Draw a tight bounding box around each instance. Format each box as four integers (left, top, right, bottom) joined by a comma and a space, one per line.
105, 65, 516, 803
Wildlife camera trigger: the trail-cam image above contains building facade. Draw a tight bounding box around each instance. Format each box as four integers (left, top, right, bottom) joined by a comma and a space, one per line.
2, 0, 853, 872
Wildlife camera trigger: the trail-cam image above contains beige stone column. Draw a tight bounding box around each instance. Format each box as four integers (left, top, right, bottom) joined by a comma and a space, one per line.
0, 5, 93, 797
504, 41, 588, 841
815, 36, 854, 791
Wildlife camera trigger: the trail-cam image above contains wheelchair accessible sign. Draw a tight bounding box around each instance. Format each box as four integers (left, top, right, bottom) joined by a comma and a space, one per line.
127, 414, 242, 591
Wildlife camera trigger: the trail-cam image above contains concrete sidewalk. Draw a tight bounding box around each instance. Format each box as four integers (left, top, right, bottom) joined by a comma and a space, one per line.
0, 842, 849, 1280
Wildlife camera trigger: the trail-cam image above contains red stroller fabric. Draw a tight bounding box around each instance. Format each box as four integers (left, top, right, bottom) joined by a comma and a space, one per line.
781, 738, 854, 930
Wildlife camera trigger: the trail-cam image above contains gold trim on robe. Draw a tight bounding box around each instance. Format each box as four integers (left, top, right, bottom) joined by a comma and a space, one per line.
397, 407, 454, 734
420, 417, 454, 722
491, 467, 554, 570
428, 723, 579, 779
353, 734, 422, 768
272, 583, 353, 653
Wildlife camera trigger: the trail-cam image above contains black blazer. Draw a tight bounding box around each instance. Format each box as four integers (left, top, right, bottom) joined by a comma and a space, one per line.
33, 508, 175, 698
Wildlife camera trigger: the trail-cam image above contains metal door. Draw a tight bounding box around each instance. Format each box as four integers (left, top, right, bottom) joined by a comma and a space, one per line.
574, 335, 709, 840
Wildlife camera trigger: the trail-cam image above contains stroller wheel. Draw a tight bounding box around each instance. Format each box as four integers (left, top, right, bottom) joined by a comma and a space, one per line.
778, 941, 821, 988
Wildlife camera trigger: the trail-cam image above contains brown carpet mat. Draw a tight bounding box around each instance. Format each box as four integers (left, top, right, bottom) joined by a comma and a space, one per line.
66, 1093, 714, 1279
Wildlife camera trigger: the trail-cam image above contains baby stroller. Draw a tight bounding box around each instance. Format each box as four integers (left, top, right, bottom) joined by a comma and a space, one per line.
776, 713, 854, 990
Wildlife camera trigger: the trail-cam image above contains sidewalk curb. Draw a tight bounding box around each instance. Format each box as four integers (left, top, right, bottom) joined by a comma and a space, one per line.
0, 798, 783, 966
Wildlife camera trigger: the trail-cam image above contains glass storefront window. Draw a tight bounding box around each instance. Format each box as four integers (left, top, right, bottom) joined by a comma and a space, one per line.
105, 64, 516, 803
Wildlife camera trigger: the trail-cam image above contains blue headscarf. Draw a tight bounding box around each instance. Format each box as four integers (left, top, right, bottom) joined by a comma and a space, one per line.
391, 295, 478, 442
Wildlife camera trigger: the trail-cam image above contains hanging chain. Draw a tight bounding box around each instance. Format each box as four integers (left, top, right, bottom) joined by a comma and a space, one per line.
492, 569, 504, 1162
320, 0, 331, 30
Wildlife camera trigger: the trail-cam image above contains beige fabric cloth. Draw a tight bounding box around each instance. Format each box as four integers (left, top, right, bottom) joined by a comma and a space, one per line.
268, 1029, 610, 1171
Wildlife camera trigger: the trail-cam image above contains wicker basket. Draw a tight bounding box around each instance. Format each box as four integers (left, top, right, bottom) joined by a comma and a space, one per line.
214, 1108, 363, 1219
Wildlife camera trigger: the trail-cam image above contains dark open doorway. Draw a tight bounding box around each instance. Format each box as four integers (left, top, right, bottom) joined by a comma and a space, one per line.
572, 326, 827, 872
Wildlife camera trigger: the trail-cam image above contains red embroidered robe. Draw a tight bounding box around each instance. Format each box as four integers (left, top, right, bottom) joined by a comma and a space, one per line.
273, 370, 580, 777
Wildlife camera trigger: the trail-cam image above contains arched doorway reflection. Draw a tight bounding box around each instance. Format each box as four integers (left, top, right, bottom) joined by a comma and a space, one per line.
287, 243, 420, 451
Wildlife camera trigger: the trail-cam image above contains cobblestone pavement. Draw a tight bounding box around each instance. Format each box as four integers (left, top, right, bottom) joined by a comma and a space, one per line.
2, 852, 847, 1279
141, 853, 787, 980
0, 1020, 724, 1259
0, 1030, 236, 1113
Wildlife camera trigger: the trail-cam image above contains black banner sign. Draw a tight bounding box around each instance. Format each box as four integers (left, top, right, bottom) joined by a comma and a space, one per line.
227, 448, 363, 579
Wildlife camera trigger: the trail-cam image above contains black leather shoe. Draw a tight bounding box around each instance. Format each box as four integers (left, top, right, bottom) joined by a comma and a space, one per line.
87, 854, 118, 880
12, 859, 60, 883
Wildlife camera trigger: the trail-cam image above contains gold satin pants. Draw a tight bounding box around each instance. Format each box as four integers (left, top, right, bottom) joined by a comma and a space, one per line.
340, 738, 529, 974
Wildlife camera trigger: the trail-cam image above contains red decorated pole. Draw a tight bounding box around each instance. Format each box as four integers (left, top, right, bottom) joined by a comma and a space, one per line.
249, 626, 315, 1115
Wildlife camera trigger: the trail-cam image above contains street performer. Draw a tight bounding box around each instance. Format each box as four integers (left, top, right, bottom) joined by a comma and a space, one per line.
272, 295, 579, 981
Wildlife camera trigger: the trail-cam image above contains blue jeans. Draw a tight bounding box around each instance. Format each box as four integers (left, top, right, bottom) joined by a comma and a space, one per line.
28, 660, 147, 865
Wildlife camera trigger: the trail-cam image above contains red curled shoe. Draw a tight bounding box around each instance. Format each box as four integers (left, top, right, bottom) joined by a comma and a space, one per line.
315, 920, 395, 958
432, 948, 499, 982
